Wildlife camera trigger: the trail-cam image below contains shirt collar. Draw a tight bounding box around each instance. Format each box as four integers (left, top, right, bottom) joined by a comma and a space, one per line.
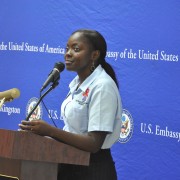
69, 65, 103, 93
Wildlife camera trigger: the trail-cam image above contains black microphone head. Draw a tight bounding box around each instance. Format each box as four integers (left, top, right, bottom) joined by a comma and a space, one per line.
55, 62, 65, 72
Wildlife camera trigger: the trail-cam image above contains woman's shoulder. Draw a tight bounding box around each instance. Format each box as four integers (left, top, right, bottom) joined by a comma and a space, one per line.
91, 72, 117, 93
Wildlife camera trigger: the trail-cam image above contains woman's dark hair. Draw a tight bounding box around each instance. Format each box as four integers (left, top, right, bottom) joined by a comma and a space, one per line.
72, 29, 119, 88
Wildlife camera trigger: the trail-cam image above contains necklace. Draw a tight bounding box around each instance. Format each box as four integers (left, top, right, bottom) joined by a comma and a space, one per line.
76, 82, 82, 91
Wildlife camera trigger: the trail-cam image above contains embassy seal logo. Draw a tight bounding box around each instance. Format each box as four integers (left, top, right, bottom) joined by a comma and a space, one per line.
26, 97, 43, 121
119, 109, 134, 143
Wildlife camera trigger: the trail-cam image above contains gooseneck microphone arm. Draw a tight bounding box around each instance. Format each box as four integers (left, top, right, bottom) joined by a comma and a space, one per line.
25, 81, 59, 121
26, 62, 64, 121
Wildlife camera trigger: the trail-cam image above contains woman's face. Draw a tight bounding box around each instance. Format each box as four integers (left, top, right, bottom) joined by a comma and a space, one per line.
64, 32, 95, 75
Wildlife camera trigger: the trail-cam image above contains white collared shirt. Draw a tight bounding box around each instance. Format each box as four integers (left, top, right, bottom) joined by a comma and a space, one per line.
61, 65, 122, 149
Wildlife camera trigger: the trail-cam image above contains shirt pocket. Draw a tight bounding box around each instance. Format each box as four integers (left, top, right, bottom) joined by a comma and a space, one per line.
72, 100, 89, 132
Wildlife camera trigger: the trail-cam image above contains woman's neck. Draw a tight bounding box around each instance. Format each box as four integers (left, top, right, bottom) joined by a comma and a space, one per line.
77, 69, 92, 85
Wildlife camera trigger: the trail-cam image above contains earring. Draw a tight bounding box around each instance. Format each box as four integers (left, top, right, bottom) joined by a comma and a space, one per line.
90, 61, 95, 72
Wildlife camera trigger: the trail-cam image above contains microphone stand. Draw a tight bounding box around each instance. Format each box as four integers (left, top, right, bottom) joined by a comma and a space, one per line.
26, 81, 59, 121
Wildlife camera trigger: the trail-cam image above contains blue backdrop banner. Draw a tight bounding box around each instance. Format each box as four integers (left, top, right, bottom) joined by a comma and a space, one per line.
0, 1, 180, 179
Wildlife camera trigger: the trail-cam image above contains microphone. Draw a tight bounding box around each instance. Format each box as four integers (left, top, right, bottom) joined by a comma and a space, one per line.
0, 88, 20, 102
40, 62, 65, 92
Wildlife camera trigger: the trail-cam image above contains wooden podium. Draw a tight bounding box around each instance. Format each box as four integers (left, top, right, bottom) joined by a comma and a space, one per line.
0, 129, 90, 180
